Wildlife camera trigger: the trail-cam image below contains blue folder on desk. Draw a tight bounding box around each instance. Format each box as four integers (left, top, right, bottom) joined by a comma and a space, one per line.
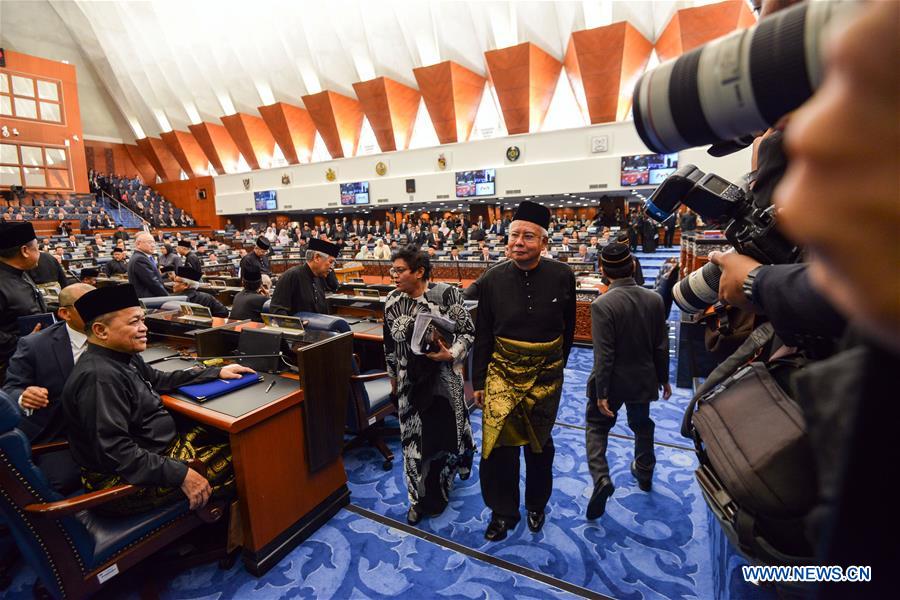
177, 372, 263, 403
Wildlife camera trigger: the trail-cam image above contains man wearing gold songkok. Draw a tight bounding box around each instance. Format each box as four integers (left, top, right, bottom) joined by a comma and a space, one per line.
471, 200, 576, 541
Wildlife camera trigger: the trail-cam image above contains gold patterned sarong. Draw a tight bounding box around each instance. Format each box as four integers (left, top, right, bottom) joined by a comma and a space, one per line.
482, 336, 564, 459
83, 425, 235, 515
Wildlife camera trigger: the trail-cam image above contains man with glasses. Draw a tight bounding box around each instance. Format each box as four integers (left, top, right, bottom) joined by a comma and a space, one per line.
2, 283, 94, 492
270, 238, 340, 316
0, 222, 47, 382
471, 201, 576, 541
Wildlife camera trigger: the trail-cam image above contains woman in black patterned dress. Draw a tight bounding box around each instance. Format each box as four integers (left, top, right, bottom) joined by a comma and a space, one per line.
383, 246, 476, 525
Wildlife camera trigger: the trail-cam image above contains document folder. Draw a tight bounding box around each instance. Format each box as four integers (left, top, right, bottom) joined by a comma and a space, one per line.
177, 372, 264, 403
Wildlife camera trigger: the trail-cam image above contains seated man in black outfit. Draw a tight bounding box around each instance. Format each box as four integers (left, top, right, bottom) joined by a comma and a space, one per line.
229, 268, 269, 322
171, 266, 229, 317
62, 285, 254, 514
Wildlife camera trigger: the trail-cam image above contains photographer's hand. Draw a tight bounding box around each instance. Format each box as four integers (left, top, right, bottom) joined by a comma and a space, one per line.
709, 251, 762, 311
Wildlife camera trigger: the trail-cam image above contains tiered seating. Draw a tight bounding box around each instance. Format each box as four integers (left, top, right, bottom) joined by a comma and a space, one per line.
90, 173, 196, 228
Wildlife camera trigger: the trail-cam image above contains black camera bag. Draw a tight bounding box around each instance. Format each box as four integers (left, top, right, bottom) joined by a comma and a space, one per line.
684, 328, 817, 564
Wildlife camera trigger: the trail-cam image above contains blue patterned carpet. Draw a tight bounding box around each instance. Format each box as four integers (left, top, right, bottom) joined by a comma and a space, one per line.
4, 249, 774, 599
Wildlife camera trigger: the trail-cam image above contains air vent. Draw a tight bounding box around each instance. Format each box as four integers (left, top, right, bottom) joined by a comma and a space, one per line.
436, 194, 450, 199
505, 189, 522, 194
283, 204, 293, 209
244, 208, 252, 212
589, 184, 608, 190
327, 202, 338, 207
377, 198, 389, 204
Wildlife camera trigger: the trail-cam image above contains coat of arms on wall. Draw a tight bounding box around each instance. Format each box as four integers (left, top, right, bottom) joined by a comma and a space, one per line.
375, 161, 387, 176
325, 168, 337, 182
281, 173, 291, 185
437, 153, 447, 171
242, 178, 251, 190
506, 145, 521, 162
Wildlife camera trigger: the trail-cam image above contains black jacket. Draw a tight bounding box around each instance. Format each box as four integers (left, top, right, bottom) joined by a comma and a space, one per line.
587, 278, 669, 403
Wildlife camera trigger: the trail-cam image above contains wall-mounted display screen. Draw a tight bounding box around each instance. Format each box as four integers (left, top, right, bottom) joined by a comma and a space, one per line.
254, 190, 277, 210
340, 181, 370, 205
455, 169, 496, 198
620, 153, 678, 186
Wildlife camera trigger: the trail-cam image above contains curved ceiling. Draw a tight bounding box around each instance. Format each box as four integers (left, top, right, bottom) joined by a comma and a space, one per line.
46, 0, 755, 144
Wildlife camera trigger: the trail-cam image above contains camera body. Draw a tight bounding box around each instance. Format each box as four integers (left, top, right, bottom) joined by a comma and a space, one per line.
646, 164, 800, 314
646, 164, 798, 266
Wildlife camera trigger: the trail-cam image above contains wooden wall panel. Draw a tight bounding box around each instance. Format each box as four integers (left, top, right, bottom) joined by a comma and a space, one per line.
302, 91, 364, 159
656, 0, 756, 62
188, 122, 241, 175
160, 130, 208, 178
566, 22, 652, 124
1, 50, 89, 192
352, 77, 421, 152
135, 136, 180, 182
258, 102, 317, 164
123, 143, 158, 184
221, 113, 277, 171
150, 175, 222, 228
83, 140, 139, 178
485, 42, 562, 135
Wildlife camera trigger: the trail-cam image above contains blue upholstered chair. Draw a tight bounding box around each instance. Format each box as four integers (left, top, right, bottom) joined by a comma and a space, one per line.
0, 390, 226, 599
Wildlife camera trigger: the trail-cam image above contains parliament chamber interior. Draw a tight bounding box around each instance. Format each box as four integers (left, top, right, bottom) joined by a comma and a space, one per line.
0, 1, 894, 599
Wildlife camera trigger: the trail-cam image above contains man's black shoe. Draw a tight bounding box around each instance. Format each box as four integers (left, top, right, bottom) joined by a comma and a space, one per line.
527, 510, 545, 533
587, 476, 615, 520
484, 516, 517, 541
631, 461, 652, 492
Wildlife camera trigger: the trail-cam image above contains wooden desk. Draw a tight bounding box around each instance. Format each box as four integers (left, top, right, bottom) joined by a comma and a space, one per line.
160, 336, 352, 575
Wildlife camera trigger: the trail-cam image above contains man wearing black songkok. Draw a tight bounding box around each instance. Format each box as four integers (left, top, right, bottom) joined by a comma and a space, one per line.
239, 236, 271, 276
0, 222, 47, 381
472, 201, 576, 541
269, 238, 339, 315
62, 284, 254, 514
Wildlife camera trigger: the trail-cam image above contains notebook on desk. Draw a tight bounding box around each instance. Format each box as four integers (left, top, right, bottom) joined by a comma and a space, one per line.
177, 372, 264, 403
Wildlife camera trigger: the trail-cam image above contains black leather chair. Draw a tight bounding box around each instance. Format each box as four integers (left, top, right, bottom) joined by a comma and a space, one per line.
0, 390, 226, 599
298, 314, 398, 470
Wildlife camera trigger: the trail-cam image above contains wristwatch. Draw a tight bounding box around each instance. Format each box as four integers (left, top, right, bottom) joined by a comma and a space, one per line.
742, 265, 764, 305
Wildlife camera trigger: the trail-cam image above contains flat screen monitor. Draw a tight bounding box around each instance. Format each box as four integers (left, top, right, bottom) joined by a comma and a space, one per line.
340, 181, 370, 205
455, 169, 496, 198
254, 190, 277, 210
620, 153, 678, 187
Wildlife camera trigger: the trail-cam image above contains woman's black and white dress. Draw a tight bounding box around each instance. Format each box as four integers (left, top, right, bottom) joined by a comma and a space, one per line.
383, 282, 476, 513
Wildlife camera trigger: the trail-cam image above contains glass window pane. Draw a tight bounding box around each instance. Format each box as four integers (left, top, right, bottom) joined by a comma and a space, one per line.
21, 146, 44, 167
0, 144, 17, 165
45, 147, 68, 168
0, 95, 11, 116
46, 168, 70, 189
23, 167, 46, 187
14, 97, 37, 119
0, 166, 21, 186
0, 75, 8, 93
39, 101, 61, 122
37, 80, 58, 101
12, 75, 34, 97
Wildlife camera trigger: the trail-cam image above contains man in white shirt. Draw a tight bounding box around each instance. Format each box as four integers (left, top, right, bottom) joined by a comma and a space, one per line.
2, 283, 94, 491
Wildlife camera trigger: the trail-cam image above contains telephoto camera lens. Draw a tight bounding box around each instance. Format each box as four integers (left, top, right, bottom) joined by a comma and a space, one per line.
673, 262, 722, 314
632, 0, 857, 154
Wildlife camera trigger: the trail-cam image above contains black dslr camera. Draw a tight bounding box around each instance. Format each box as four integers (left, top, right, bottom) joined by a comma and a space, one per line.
644, 164, 800, 313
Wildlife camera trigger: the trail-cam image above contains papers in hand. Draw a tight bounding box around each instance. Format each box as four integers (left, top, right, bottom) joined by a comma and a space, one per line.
410, 311, 456, 356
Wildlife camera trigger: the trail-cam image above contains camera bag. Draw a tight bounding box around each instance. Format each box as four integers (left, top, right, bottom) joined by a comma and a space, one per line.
684, 330, 817, 564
